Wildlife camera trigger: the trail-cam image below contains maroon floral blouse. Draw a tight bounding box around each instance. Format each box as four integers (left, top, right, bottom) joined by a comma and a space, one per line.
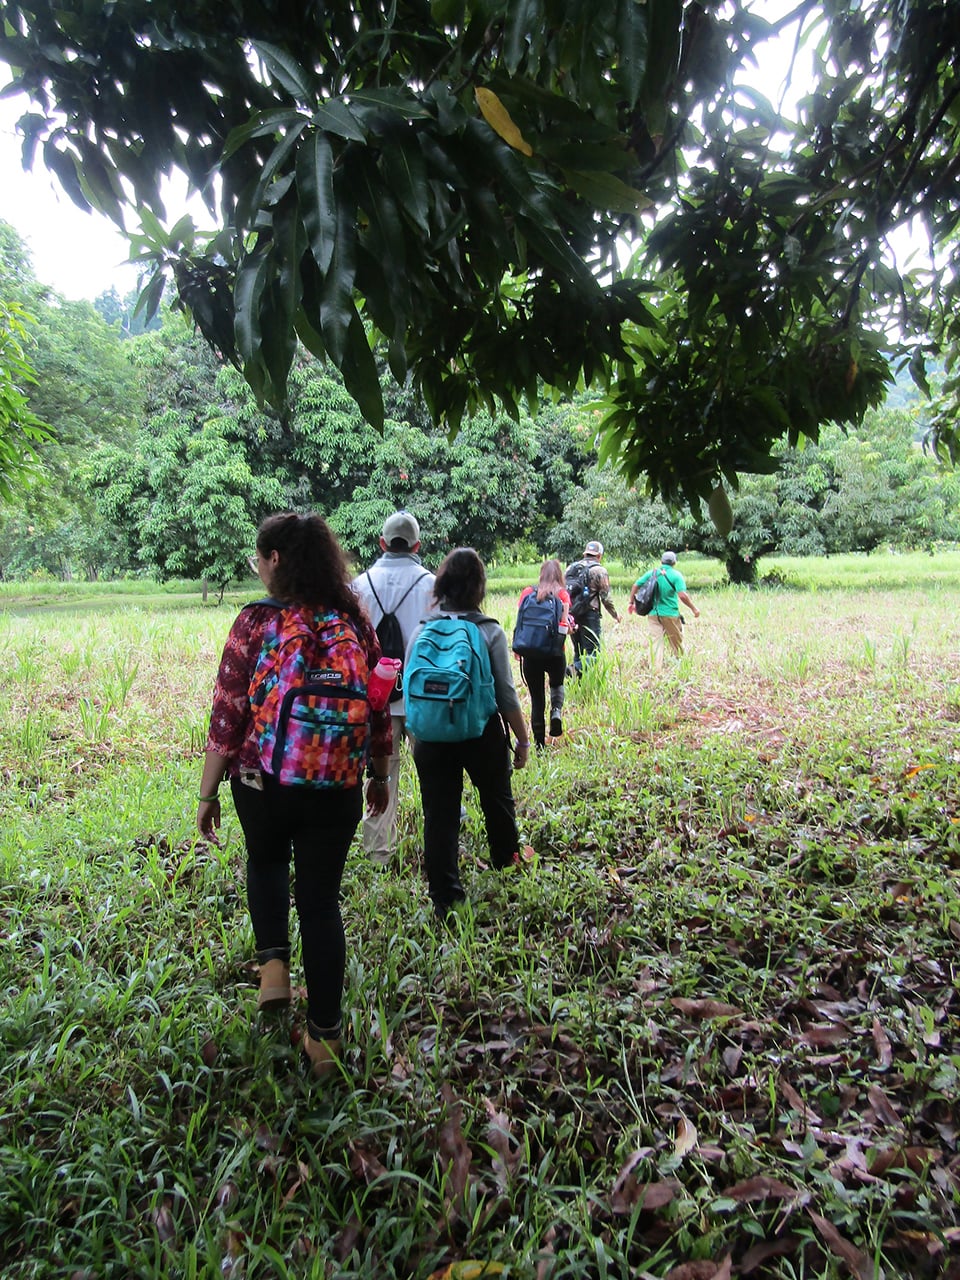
205, 602, 391, 778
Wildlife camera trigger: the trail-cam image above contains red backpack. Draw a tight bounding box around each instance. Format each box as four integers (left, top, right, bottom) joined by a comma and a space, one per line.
248, 601, 370, 787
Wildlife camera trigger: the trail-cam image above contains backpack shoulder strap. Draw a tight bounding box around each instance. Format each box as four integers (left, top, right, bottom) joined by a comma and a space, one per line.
364, 572, 385, 615
366, 570, 430, 616
393, 571, 431, 611
246, 596, 285, 610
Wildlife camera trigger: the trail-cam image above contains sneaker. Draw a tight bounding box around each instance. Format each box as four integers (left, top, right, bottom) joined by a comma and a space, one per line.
549, 716, 563, 737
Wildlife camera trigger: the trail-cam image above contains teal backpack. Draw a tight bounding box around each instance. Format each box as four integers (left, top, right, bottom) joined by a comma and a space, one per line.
404, 615, 498, 742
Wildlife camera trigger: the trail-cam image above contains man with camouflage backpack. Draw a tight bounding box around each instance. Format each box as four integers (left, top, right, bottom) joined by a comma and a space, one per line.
352, 511, 436, 866
564, 540, 622, 677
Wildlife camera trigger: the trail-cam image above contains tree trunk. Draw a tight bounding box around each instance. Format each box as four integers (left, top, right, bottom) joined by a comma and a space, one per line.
726, 551, 758, 585
202, 577, 209, 603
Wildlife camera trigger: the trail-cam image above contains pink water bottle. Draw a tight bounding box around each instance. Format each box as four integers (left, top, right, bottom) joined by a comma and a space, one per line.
368, 657, 402, 710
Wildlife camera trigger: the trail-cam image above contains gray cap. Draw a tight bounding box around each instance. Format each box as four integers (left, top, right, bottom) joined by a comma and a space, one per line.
584, 540, 604, 557
661, 550, 678, 565
382, 510, 420, 547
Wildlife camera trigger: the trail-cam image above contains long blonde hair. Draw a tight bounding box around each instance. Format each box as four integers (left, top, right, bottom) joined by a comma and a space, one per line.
536, 558, 565, 602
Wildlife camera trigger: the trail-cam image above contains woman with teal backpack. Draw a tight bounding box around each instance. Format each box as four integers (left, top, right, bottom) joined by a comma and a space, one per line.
406, 547, 531, 917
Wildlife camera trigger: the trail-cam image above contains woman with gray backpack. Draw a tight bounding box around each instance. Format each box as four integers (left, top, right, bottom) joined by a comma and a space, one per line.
512, 558, 572, 751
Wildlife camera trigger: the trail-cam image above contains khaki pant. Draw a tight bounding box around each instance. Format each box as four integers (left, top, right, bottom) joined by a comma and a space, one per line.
647, 615, 683, 666
361, 712, 408, 861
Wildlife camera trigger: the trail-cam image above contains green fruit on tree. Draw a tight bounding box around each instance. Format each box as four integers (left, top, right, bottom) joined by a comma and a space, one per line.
708, 484, 734, 536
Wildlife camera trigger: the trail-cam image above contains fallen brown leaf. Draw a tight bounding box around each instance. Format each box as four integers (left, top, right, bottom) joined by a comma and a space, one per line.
866, 1084, 903, 1130
740, 1234, 803, 1273
664, 1258, 732, 1280
779, 1078, 822, 1125
725, 1175, 801, 1203
670, 997, 743, 1019
349, 1142, 387, 1184
808, 1210, 874, 1280
796, 1023, 851, 1047
871, 1017, 893, 1068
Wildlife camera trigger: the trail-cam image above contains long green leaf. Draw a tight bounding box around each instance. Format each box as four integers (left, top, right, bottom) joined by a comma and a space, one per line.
223, 109, 305, 161
312, 99, 366, 143
319, 199, 358, 364
296, 131, 337, 274
340, 306, 384, 431
235, 252, 270, 362
250, 42, 312, 99
563, 168, 652, 214
382, 141, 431, 236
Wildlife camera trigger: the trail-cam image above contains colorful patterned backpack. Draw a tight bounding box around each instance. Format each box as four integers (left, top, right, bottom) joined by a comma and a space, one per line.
248, 601, 370, 787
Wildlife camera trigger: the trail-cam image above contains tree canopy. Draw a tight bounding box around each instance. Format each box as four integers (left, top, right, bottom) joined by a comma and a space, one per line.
1, 0, 959, 506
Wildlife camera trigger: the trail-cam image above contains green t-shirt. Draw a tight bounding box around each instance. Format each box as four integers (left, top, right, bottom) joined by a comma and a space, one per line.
636, 565, 685, 616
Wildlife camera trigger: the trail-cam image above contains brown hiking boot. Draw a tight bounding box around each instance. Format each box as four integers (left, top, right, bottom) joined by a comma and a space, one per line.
257, 958, 291, 1012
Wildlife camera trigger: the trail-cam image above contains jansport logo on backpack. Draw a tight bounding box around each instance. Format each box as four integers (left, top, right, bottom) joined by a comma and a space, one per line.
564, 561, 593, 620
363, 571, 430, 704
405, 616, 498, 742
249, 603, 370, 786
512, 592, 563, 659
634, 568, 664, 616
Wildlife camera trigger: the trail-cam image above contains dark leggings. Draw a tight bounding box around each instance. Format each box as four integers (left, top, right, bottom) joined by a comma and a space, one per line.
519, 651, 566, 746
231, 776, 362, 1037
413, 715, 520, 912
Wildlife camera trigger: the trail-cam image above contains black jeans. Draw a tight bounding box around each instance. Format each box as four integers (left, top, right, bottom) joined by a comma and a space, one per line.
413, 714, 520, 912
231, 775, 362, 1037
571, 608, 601, 673
519, 651, 566, 746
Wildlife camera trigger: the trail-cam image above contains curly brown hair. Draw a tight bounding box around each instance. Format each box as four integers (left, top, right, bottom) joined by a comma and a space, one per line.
256, 513, 361, 621
433, 547, 486, 611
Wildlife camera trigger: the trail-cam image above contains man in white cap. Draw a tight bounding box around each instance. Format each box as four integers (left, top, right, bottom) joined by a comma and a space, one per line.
353, 511, 436, 865
629, 550, 700, 665
564, 539, 621, 676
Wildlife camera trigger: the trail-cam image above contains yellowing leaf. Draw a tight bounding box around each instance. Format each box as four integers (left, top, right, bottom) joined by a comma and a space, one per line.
475, 88, 533, 157
428, 1264, 507, 1280
903, 763, 935, 778
674, 1115, 698, 1157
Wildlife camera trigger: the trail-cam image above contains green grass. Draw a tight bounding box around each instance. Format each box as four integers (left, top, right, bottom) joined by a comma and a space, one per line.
1, 576, 959, 1278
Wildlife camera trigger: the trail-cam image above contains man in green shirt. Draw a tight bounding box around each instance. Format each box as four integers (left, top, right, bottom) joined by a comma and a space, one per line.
629, 551, 700, 666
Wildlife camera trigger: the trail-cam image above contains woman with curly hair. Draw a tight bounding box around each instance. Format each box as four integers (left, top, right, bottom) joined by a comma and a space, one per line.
197, 512, 391, 1077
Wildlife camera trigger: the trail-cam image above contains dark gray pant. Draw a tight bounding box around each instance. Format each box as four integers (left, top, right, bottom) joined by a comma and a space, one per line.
413, 715, 520, 912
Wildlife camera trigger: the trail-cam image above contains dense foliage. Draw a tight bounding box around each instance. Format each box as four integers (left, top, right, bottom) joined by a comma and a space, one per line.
0, 221, 955, 585
2, 1, 959, 505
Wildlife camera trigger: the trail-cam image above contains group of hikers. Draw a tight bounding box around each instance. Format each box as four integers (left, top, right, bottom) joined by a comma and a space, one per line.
196, 510, 701, 1078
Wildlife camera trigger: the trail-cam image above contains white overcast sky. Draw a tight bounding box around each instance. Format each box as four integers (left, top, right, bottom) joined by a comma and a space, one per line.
0, 92, 146, 299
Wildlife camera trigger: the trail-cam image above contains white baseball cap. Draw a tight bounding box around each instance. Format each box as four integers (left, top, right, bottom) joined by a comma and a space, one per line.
382, 511, 420, 547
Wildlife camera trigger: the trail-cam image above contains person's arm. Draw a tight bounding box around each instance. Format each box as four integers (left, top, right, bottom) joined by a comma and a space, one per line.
504, 706, 530, 770
679, 590, 700, 618
602, 588, 621, 623
197, 608, 263, 838
197, 749, 229, 838
627, 580, 641, 614
365, 749, 391, 813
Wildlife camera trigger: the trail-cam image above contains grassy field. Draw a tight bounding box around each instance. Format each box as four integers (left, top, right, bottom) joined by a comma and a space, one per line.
1, 558, 958, 1279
